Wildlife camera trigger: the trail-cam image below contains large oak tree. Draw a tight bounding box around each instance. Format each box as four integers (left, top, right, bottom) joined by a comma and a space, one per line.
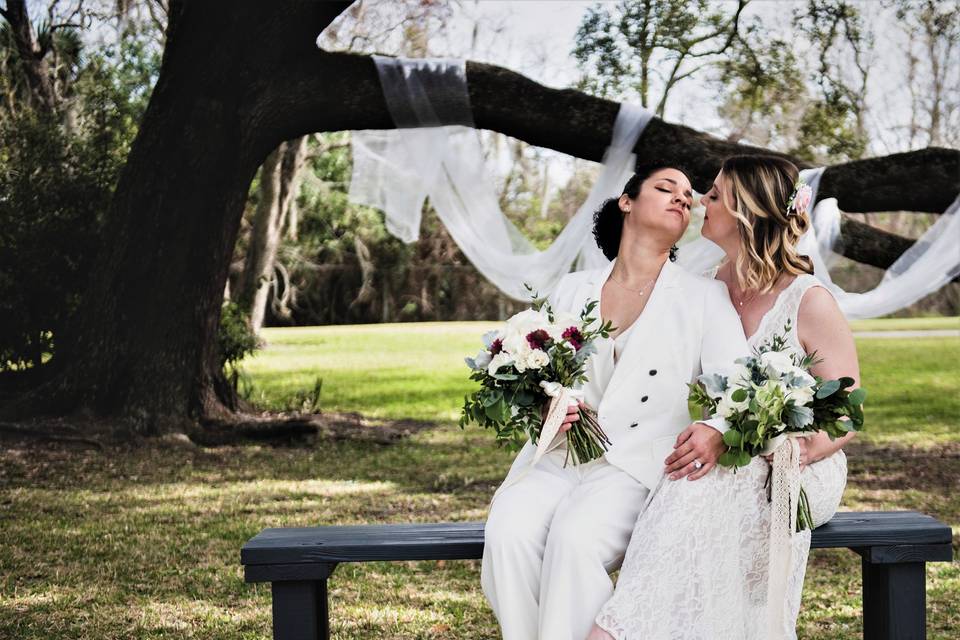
6, 1, 958, 434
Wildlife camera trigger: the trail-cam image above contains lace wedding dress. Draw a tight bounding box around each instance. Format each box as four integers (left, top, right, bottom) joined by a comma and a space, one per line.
594, 274, 849, 640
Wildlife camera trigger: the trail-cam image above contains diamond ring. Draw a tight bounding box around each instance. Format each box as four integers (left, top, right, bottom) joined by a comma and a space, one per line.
693, 459, 703, 470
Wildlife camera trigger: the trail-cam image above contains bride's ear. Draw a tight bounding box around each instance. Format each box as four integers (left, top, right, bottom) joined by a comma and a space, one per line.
619, 194, 632, 214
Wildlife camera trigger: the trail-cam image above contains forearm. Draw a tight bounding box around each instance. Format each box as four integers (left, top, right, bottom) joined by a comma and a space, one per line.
809, 430, 856, 463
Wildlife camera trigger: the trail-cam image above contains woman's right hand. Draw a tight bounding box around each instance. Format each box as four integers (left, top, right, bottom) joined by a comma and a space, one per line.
541, 399, 585, 433
560, 400, 586, 432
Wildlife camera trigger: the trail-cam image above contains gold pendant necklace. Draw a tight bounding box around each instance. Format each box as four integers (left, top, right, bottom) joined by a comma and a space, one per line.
609, 273, 657, 296
732, 288, 759, 315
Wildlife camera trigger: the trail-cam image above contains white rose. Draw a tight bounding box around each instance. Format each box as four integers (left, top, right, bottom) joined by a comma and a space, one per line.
503, 332, 530, 359
789, 384, 815, 406
547, 324, 566, 342
760, 350, 795, 378
525, 349, 550, 370
487, 352, 514, 376
506, 309, 548, 335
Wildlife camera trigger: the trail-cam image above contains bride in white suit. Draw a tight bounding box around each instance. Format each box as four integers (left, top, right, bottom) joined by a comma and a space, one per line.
481, 165, 750, 640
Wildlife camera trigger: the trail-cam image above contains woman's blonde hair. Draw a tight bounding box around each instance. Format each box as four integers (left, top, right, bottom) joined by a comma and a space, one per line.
720, 155, 814, 293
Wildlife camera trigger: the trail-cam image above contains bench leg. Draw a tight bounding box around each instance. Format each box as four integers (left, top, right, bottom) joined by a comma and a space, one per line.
271, 580, 330, 640
862, 559, 926, 640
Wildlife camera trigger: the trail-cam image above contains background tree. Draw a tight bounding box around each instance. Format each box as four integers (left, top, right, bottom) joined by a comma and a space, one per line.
790, 0, 873, 162
0, 1, 955, 437
572, 0, 747, 116
0, 1, 160, 374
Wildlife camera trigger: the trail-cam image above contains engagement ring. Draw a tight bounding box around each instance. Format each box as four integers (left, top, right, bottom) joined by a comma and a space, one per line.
693, 459, 703, 470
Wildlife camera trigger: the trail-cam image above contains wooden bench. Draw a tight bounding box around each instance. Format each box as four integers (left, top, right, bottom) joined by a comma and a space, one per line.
241, 511, 952, 640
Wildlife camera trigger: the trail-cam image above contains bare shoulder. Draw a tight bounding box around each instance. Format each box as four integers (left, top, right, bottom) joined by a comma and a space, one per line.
797, 282, 854, 350
798, 283, 843, 327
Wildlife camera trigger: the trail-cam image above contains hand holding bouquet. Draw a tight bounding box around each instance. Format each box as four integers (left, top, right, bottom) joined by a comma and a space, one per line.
459, 290, 615, 466
688, 321, 865, 531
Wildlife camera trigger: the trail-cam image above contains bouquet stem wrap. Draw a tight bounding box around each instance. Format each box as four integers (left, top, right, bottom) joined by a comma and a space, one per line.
766, 433, 810, 639
532, 381, 583, 466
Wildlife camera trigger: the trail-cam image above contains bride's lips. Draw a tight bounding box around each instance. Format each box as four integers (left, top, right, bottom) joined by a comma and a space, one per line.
667, 207, 684, 216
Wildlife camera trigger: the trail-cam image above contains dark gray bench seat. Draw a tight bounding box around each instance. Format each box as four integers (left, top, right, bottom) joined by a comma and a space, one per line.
241, 510, 952, 640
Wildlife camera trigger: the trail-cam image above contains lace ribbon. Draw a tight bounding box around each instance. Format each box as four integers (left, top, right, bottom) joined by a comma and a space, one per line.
765, 434, 809, 639
532, 381, 583, 465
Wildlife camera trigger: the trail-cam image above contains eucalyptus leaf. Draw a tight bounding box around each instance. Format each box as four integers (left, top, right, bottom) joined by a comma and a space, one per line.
719, 450, 738, 468
848, 388, 866, 405
815, 379, 841, 399
722, 430, 743, 447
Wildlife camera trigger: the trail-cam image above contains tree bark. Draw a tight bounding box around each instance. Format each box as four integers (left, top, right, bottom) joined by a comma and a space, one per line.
238, 136, 308, 332
7, 1, 957, 433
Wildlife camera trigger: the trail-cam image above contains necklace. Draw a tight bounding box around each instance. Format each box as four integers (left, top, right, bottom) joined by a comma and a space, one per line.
731, 287, 760, 315
609, 273, 658, 296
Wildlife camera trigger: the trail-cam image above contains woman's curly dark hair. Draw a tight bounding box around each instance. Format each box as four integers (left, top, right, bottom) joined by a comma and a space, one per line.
593, 163, 692, 261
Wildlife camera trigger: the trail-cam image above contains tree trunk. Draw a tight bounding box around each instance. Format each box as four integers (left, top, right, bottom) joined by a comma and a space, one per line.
16, 2, 353, 434
238, 136, 308, 332
6, 0, 957, 434
3, 0, 58, 113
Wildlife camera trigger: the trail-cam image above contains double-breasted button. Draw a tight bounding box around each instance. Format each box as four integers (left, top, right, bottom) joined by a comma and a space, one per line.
641, 395, 649, 403
629, 422, 638, 429
649, 369, 657, 376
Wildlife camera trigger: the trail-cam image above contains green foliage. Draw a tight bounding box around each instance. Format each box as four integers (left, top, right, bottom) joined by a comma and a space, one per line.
0, 111, 111, 370
0, 27, 160, 372
572, 0, 741, 112
217, 302, 261, 371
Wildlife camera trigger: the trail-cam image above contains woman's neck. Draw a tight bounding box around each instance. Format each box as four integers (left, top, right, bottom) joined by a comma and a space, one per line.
613, 240, 670, 284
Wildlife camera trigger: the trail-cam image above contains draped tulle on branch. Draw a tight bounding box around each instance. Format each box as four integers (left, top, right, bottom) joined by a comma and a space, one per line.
349, 56, 960, 317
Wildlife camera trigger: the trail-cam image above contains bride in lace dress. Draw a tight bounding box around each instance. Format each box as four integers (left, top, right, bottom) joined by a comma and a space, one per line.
588, 155, 861, 640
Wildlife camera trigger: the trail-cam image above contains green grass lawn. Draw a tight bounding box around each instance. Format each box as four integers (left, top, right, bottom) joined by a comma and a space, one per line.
1, 318, 957, 639
849, 315, 959, 332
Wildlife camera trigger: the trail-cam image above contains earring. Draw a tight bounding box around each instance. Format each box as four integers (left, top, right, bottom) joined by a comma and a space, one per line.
669, 245, 679, 262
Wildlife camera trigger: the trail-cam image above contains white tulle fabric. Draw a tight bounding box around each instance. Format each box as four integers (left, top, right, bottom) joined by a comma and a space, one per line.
350, 56, 958, 314
349, 55, 652, 301
677, 168, 960, 319
594, 275, 848, 640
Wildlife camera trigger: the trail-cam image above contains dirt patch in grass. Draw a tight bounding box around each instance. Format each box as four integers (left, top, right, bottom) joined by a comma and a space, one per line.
195, 411, 438, 447
845, 440, 960, 492
0, 410, 439, 451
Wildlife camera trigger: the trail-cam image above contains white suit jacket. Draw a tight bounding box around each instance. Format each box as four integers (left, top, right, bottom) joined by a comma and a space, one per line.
492, 258, 750, 498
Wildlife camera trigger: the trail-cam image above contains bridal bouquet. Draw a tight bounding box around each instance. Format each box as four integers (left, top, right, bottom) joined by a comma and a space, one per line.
688, 322, 866, 530
459, 290, 615, 466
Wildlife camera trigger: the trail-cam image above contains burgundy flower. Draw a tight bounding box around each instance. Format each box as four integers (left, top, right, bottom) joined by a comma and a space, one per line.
490, 338, 503, 355
526, 329, 552, 351
561, 326, 584, 351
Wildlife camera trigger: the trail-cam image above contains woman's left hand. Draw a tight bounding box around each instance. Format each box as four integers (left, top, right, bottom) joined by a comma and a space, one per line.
664, 422, 725, 481
763, 434, 818, 470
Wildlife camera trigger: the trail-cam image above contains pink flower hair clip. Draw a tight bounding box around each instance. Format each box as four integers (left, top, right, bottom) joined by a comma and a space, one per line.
786, 181, 812, 217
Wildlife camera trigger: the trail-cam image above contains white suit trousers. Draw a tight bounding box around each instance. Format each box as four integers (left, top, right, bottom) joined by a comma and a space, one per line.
481, 448, 650, 640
